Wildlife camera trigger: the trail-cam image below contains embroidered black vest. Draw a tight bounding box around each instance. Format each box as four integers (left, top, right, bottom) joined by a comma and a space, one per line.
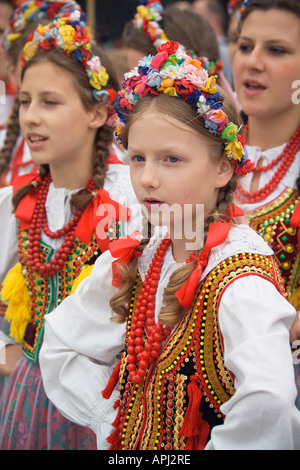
17, 220, 121, 363
114, 252, 286, 450
246, 188, 300, 309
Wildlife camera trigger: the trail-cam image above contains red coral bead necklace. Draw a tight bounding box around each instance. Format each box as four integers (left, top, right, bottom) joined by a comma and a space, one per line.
127, 237, 173, 384
236, 126, 300, 204
20, 173, 95, 278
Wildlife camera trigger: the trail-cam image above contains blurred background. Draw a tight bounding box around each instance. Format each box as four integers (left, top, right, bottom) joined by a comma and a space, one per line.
77, 0, 229, 46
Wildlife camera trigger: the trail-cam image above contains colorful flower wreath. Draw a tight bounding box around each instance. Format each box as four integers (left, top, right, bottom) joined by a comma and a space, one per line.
132, 0, 223, 78
3, 0, 81, 50
237, 0, 253, 33
115, 41, 254, 177
133, 0, 167, 47
20, 10, 116, 109
227, 0, 243, 15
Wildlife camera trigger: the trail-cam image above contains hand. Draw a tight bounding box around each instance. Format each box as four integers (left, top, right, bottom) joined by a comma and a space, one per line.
0, 344, 23, 376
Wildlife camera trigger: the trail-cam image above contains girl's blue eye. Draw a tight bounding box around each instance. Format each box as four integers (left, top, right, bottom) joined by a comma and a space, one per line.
167, 156, 179, 163
133, 155, 145, 162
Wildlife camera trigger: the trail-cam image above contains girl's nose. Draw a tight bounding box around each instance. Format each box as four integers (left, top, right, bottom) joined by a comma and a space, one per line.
22, 102, 42, 127
245, 46, 265, 72
140, 164, 160, 189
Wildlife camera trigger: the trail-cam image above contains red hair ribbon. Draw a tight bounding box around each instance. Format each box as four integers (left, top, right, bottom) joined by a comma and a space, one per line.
176, 203, 244, 309
13, 171, 41, 230
109, 231, 142, 287
75, 188, 131, 252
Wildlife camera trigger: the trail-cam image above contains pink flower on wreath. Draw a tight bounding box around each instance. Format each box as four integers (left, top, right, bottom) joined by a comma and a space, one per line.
186, 68, 208, 88
134, 75, 149, 95
123, 70, 144, 92
152, 51, 168, 70
205, 109, 229, 132
87, 56, 101, 74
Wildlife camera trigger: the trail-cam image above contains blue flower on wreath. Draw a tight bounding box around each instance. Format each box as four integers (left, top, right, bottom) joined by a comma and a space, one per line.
204, 119, 219, 135
205, 91, 224, 110
70, 48, 87, 63
114, 95, 128, 124
147, 69, 162, 88
186, 90, 202, 107
138, 55, 154, 69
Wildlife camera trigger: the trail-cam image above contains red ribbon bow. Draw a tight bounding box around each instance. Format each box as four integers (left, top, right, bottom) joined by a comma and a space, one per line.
75, 188, 131, 252
13, 171, 41, 230
109, 231, 142, 287
176, 203, 243, 309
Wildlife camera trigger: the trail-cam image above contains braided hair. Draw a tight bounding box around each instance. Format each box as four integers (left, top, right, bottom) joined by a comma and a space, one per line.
110, 91, 241, 327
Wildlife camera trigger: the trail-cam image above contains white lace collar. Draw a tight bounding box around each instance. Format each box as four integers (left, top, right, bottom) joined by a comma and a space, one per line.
138, 223, 273, 283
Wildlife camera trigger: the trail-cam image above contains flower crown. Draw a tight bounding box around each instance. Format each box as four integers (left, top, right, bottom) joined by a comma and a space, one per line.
3, 0, 82, 50
115, 41, 254, 177
227, 0, 243, 15
132, 0, 223, 77
20, 10, 116, 109
237, 0, 253, 33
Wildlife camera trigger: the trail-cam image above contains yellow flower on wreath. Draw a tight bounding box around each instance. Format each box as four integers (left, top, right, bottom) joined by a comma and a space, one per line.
136, 5, 149, 18
57, 17, 69, 28
23, 41, 37, 62
23, 2, 38, 21
202, 75, 217, 94
7, 32, 21, 44
59, 24, 75, 45
225, 140, 245, 161
90, 67, 109, 90
158, 77, 174, 91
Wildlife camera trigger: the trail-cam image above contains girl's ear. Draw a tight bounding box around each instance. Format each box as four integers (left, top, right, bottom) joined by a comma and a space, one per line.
89, 102, 108, 129
216, 155, 234, 188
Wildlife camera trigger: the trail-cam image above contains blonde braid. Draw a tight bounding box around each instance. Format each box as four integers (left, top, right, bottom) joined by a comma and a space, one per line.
158, 174, 240, 327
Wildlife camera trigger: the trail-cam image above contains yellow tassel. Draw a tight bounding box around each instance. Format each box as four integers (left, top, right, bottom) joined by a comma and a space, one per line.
0, 263, 31, 343
289, 288, 300, 311
71, 265, 93, 294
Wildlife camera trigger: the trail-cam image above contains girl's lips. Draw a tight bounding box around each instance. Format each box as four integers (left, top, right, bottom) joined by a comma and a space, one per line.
142, 199, 164, 211
243, 80, 266, 97
26, 134, 48, 149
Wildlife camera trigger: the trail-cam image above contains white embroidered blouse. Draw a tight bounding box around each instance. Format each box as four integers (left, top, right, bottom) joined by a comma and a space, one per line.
39, 224, 300, 450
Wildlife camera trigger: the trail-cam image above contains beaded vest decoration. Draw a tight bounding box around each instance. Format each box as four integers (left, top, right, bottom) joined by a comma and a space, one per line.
246, 188, 300, 310
5, 219, 121, 363
108, 252, 286, 450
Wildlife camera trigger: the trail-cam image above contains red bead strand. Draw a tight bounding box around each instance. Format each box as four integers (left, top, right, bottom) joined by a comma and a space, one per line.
127, 237, 172, 384
236, 127, 300, 204
20, 174, 95, 278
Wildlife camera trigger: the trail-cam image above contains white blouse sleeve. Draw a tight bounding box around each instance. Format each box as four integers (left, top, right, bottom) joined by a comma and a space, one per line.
0, 185, 19, 283
39, 249, 126, 449
205, 275, 300, 450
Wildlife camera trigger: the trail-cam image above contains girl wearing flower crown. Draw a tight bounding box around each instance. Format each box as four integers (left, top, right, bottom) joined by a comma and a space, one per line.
0, 12, 141, 449
232, 0, 300, 402
0, 0, 83, 188
39, 42, 300, 449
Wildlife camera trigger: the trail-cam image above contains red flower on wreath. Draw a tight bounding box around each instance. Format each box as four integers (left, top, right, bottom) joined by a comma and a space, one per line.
74, 26, 90, 44
174, 78, 197, 96
237, 134, 246, 146
157, 40, 179, 56
47, 3, 64, 18
39, 37, 57, 50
